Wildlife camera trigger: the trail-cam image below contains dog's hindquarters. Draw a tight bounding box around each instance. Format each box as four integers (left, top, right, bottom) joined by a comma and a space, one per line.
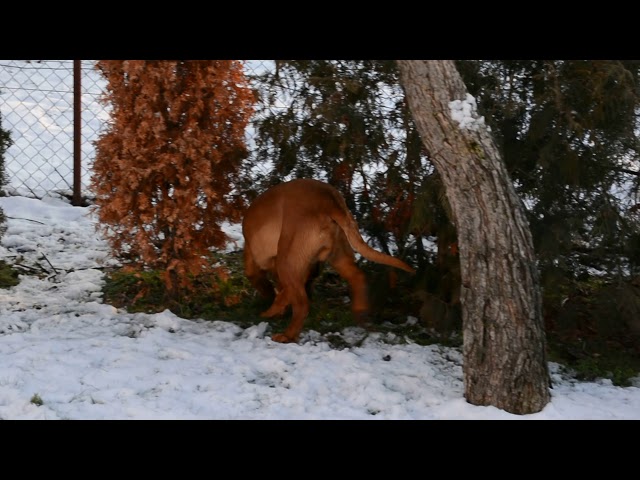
242, 178, 414, 343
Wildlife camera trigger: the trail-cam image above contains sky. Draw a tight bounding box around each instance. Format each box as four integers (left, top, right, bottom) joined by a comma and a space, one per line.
1, 61, 640, 420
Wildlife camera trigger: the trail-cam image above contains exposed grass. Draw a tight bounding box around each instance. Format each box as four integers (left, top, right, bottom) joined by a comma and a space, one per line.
0, 259, 19, 289
101, 251, 640, 386
546, 330, 640, 387
102, 250, 441, 349
543, 275, 640, 386
549, 346, 640, 387
30, 393, 43, 406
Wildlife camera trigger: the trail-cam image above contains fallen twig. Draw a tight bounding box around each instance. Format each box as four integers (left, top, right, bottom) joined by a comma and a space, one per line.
6, 216, 46, 225
39, 252, 59, 275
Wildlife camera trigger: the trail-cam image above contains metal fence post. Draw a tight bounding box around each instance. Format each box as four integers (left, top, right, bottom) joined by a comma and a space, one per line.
73, 60, 82, 206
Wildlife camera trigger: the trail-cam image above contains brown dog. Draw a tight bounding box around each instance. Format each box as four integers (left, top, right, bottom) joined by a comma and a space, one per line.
242, 178, 415, 343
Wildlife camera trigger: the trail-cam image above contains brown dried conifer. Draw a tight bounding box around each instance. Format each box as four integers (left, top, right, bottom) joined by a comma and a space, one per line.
92, 60, 254, 296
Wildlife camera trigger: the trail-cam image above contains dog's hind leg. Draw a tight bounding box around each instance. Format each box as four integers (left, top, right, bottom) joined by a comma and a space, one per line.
270, 235, 312, 343
271, 277, 309, 343
244, 246, 275, 300
328, 232, 370, 325
260, 284, 290, 319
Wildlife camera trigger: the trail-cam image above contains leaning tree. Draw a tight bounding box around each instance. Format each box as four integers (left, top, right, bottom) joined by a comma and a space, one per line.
397, 60, 551, 415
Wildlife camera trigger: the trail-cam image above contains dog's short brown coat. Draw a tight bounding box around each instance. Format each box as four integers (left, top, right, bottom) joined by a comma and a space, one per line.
242, 178, 415, 343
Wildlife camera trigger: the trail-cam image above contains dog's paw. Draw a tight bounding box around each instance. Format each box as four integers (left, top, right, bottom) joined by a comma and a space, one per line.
271, 333, 296, 343
353, 310, 371, 326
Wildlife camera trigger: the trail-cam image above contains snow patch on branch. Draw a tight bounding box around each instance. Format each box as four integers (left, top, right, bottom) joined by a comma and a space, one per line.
448, 93, 490, 132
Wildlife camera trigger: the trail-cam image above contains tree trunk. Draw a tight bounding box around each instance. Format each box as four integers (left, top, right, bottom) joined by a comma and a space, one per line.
397, 60, 551, 414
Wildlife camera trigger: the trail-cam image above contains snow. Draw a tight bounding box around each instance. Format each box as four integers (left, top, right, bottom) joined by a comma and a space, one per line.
0, 195, 639, 419
1, 60, 639, 419
449, 93, 491, 132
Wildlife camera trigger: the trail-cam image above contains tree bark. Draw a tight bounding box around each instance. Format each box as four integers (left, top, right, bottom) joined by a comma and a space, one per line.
397, 60, 551, 414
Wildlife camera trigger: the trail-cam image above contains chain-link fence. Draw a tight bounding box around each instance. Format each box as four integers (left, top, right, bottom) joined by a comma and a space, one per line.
0, 60, 273, 201
0, 60, 106, 200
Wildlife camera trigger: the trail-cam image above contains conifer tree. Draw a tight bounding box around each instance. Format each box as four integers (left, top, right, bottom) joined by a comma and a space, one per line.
248, 60, 427, 263
456, 60, 640, 282
92, 61, 254, 296
250, 60, 640, 329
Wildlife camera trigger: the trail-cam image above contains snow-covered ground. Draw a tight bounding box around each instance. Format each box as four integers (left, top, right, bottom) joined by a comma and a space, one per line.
0, 195, 638, 419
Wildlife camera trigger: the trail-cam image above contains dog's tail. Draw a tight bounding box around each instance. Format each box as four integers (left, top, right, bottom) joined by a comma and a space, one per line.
328, 195, 415, 274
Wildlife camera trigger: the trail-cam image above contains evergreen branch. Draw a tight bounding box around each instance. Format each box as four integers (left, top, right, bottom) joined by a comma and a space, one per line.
615, 166, 640, 177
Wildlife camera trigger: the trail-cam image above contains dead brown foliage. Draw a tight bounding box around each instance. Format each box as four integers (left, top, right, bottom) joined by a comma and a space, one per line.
91, 60, 254, 295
